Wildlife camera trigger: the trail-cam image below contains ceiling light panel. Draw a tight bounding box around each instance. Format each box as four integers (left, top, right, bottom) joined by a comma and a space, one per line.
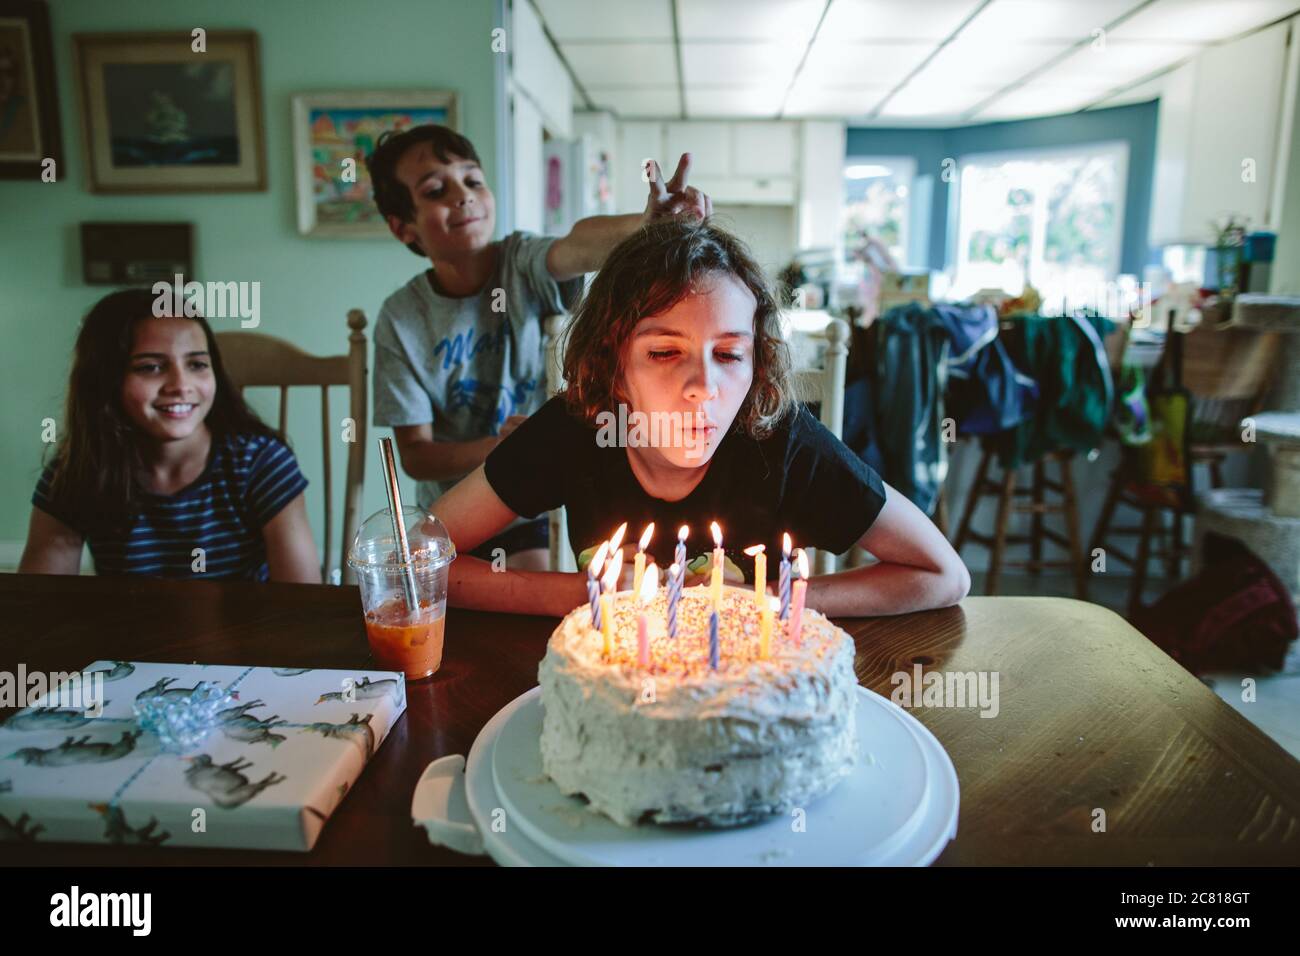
1107, 0, 1300, 43
534, 0, 675, 41
818, 0, 988, 40
677, 0, 826, 45
562, 41, 680, 87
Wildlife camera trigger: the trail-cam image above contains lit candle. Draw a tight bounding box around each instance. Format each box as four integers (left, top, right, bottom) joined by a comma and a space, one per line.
760, 594, 777, 660
710, 521, 724, 611
779, 532, 792, 621
599, 591, 614, 657
600, 546, 624, 657
608, 521, 627, 554
633, 522, 654, 598
667, 562, 682, 638
744, 544, 765, 609
789, 548, 809, 646
588, 540, 610, 630
675, 525, 688, 575
708, 608, 720, 670
637, 562, 658, 667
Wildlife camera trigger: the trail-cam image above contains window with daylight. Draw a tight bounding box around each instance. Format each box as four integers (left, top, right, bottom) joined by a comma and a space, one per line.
842, 157, 915, 272
950, 142, 1128, 310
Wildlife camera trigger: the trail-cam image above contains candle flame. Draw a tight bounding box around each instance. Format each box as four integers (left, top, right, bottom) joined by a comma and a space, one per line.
677, 524, 689, 542
602, 547, 624, 590
638, 522, 655, 552
669, 561, 680, 580
639, 562, 659, 603
608, 522, 627, 553
743, 544, 764, 556
783, 532, 792, 557
590, 540, 610, 578
711, 521, 722, 548
796, 548, 810, 579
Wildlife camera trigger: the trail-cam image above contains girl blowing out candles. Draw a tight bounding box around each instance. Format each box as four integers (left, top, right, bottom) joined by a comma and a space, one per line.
429, 217, 968, 618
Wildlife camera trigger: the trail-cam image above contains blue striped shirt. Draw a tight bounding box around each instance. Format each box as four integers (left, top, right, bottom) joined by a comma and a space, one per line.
32, 432, 309, 581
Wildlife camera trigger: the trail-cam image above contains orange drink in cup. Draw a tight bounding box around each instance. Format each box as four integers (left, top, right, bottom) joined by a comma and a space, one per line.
363, 597, 447, 678
348, 506, 456, 681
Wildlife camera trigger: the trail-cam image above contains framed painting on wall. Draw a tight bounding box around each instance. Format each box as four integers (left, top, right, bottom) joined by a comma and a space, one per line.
292, 90, 459, 237
73, 30, 266, 192
0, 0, 63, 180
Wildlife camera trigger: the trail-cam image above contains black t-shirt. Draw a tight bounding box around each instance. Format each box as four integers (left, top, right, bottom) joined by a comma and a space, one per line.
483, 396, 888, 582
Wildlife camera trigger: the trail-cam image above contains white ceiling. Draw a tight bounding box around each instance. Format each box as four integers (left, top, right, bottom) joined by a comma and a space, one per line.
533, 0, 1300, 124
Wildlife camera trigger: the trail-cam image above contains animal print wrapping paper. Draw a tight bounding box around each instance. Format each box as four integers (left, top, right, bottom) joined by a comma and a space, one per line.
0, 661, 407, 851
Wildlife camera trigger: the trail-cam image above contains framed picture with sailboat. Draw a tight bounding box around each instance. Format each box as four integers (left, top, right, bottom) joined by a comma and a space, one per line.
73, 30, 266, 193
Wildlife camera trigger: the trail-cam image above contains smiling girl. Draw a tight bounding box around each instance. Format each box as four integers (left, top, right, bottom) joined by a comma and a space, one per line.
430, 218, 968, 618
20, 289, 320, 582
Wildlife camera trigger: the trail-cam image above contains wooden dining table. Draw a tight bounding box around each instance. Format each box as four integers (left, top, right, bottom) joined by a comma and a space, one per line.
2, 573, 1298, 866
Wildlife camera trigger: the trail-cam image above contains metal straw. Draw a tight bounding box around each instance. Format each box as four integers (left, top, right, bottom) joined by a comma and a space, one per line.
379, 437, 420, 613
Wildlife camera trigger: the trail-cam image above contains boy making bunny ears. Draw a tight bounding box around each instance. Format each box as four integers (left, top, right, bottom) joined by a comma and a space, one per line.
366, 124, 710, 569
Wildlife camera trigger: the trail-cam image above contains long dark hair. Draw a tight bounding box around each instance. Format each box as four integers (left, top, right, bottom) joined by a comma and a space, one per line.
561, 216, 795, 440
45, 288, 278, 534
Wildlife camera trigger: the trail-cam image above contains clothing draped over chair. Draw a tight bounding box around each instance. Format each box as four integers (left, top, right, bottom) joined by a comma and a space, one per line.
842, 303, 1112, 516
978, 313, 1115, 470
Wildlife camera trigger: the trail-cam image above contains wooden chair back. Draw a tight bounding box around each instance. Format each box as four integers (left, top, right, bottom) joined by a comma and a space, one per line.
214, 310, 368, 584
543, 314, 578, 572
793, 318, 851, 574
1159, 323, 1283, 441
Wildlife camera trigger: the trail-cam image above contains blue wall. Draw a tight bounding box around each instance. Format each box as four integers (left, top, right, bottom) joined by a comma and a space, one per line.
846, 101, 1160, 276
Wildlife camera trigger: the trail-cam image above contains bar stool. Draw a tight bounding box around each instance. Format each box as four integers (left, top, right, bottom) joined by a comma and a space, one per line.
952, 442, 1088, 598
1089, 322, 1282, 616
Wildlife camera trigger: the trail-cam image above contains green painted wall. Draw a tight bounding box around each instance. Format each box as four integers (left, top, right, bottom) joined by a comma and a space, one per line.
1, 0, 499, 571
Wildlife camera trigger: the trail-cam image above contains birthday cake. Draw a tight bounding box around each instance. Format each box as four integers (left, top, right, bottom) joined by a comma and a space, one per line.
538, 582, 859, 827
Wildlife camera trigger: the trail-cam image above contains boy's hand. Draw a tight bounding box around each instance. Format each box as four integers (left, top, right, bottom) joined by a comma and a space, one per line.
681, 567, 711, 589
642, 153, 712, 226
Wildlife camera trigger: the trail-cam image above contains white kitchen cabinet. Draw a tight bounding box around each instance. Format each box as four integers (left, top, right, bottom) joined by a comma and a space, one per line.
510, 0, 572, 139
619, 120, 804, 206
1149, 19, 1294, 246
696, 176, 796, 204
731, 122, 798, 177
511, 89, 545, 234
616, 121, 665, 212
665, 122, 732, 177
616, 120, 836, 226
798, 120, 846, 253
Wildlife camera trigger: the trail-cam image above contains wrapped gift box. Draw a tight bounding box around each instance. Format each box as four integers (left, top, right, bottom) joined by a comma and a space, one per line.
0, 661, 406, 851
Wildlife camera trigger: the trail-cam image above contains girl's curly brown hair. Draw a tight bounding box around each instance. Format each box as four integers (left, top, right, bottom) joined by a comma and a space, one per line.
560, 216, 796, 440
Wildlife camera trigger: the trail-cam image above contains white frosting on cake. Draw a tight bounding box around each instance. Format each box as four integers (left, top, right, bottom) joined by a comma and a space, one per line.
538, 583, 858, 827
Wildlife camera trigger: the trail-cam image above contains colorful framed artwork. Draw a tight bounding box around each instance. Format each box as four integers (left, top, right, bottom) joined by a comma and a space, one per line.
0, 0, 63, 180
292, 90, 459, 237
73, 30, 266, 193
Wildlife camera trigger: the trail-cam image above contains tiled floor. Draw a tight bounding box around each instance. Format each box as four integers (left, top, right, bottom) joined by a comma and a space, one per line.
977, 571, 1300, 760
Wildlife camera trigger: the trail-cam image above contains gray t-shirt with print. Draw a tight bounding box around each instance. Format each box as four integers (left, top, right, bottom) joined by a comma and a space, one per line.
372, 230, 584, 510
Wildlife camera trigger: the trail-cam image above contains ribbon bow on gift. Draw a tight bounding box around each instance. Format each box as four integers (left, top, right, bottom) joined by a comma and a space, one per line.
132, 681, 237, 754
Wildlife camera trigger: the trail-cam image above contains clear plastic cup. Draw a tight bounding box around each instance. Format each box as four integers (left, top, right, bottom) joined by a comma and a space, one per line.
347, 506, 456, 681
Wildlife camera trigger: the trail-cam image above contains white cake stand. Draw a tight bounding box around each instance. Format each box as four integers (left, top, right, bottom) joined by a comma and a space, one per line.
412, 685, 959, 866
